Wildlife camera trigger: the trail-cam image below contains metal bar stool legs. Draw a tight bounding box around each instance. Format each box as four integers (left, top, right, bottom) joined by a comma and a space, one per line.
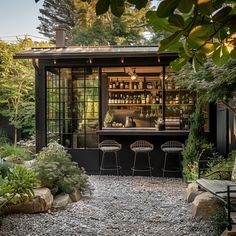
130, 140, 154, 177
98, 140, 122, 179
161, 141, 184, 177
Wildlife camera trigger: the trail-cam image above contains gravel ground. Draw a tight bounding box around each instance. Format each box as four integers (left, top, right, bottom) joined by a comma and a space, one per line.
0, 176, 213, 236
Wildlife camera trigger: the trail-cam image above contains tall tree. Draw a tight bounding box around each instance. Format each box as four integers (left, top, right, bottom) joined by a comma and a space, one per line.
37, 0, 77, 40
70, 0, 150, 45
65, 0, 235, 69
0, 38, 44, 143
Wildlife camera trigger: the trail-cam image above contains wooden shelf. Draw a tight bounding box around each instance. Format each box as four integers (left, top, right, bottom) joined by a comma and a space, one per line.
166, 104, 194, 106
108, 89, 160, 92
108, 104, 162, 106
108, 103, 194, 107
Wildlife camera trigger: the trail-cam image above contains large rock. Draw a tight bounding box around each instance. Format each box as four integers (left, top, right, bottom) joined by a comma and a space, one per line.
53, 193, 72, 209
192, 192, 223, 219
69, 190, 81, 202
186, 182, 204, 203
6, 187, 53, 214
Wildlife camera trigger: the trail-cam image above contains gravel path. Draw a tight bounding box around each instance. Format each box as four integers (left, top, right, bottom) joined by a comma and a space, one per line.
0, 176, 213, 236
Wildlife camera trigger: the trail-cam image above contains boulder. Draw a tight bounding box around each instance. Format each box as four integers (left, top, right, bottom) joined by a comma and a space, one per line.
6, 187, 53, 214
192, 192, 223, 219
186, 182, 204, 203
69, 190, 81, 202
53, 193, 72, 209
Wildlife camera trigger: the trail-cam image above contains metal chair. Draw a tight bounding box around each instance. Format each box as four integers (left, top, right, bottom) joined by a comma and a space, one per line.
130, 140, 154, 176
161, 141, 184, 177
98, 140, 122, 178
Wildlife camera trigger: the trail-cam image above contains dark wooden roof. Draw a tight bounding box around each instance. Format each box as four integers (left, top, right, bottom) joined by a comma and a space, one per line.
14, 46, 178, 59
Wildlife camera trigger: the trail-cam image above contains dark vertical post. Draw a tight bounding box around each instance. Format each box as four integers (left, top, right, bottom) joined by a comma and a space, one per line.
162, 66, 166, 122
34, 60, 46, 152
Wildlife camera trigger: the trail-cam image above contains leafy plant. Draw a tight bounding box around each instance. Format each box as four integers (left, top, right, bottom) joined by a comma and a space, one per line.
0, 165, 38, 211
104, 111, 114, 123
211, 206, 228, 236
0, 162, 14, 179
33, 142, 90, 195
0, 144, 32, 164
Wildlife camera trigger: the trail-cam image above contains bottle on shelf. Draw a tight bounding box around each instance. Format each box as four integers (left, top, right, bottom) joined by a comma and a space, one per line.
120, 80, 124, 89
109, 80, 113, 89
138, 80, 143, 90
112, 80, 116, 89
155, 92, 159, 104
115, 78, 120, 89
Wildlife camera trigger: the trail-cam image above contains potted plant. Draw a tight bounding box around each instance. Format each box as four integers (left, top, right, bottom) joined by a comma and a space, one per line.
154, 118, 165, 131
104, 111, 114, 127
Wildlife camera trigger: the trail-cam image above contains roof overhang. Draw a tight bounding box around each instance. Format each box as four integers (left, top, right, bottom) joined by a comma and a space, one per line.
14, 46, 178, 60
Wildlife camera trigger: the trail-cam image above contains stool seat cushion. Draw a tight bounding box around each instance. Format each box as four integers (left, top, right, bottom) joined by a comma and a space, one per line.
162, 147, 183, 153
100, 146, 120, 152
132, 147, 153, 152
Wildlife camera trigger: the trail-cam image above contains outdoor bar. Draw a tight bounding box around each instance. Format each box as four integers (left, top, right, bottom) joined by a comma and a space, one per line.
15, 46, 215, 176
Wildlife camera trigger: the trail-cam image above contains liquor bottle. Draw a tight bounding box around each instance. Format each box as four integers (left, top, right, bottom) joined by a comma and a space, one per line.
115, 78, 120, 89
111, 94, 114, 104
109, 80, 113, 89
120, 80, 124, 89
134, 82, 138, 90
152, 95, 156, 104
141, 94, 146, 104
156, 92, 159, 104
139, 80, 143, 90
108, 95, 112, 104
112, 80, 116, 89
114, 93, 118, 103
143, 77, 147, 89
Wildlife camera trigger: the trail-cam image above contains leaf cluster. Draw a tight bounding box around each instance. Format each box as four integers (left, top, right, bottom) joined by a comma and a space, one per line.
0, 165, 38, 210
33, 142, 90, 195
146, 0, 236, 70
175, 59, 236, 103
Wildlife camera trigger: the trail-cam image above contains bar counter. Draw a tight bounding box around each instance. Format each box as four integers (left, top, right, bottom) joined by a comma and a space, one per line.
97, 128, 189, 136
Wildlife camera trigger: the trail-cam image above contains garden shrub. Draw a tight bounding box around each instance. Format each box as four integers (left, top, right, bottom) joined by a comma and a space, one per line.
0, 144, 32, 164
0, 165, 38, 210
33, 142, 90, 195
182, 98, 206, 182
0, 162, 14, 178
211, 206, 228, 236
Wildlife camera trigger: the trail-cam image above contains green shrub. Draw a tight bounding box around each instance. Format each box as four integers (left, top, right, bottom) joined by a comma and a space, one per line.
0, 144, 32, 164
182, 98, 206, 182
0, 129, 9, 145
0, 162, 14, 178
33, 142, 90, 195
0, 165, 38, 210
211, 206, 228, 236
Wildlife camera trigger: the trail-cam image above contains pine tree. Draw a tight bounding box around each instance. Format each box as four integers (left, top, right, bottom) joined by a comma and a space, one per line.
37, 0, 77, 40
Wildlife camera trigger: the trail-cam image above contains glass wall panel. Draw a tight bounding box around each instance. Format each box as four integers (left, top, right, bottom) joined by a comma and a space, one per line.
46, 67, 99, 149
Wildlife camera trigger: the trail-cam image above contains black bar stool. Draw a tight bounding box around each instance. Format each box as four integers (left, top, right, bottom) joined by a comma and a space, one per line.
161, 141, 184, 177
98, 140, 122, 179
130, 140, 154, 176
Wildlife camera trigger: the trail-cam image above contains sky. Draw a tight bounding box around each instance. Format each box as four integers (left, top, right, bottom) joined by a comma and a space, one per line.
0, 0, 47, 42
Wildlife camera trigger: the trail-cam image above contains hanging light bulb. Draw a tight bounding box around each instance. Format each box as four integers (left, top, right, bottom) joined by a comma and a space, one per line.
130, 68, 137, 80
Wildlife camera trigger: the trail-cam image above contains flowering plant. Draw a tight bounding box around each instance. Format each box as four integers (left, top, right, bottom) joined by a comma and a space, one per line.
154, 118, 165, 130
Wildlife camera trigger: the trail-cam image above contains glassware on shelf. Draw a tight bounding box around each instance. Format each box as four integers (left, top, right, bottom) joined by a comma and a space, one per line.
146, 110, 150, 118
